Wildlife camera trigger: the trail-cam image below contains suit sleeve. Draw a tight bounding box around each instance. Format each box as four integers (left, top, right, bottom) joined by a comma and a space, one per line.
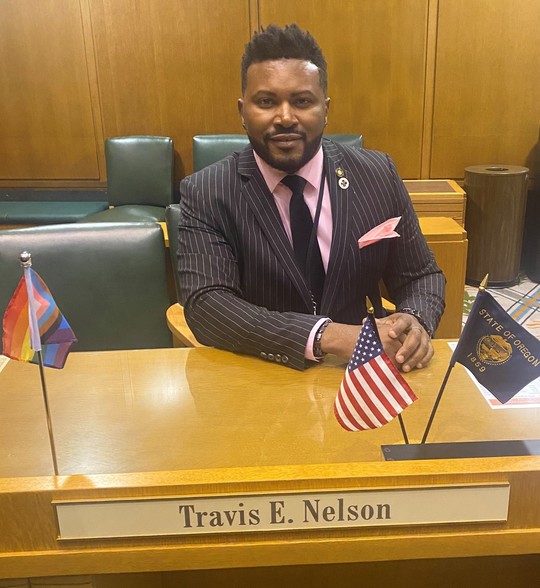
177, 172, 321, 370
381, 154, 446, 335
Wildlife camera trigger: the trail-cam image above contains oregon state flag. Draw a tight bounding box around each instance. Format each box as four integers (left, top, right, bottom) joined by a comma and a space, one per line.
452, 289, 540, 403
2, 267, 77, 369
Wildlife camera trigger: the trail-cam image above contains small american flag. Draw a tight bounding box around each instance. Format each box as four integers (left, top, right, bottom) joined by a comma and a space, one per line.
334, 317, 417, 431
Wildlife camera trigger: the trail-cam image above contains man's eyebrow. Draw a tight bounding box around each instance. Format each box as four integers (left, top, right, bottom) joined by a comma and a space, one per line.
251, 90, 278, 97
251, 90, 317, 97
290, 90, 317, 97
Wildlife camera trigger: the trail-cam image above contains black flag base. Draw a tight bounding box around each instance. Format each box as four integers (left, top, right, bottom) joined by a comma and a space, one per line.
381, 439, 540, 461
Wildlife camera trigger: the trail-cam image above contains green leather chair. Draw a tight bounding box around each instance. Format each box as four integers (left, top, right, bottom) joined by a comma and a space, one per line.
0, 222, 172, 352
192, 133, 363, 172
82, 136, 175, 223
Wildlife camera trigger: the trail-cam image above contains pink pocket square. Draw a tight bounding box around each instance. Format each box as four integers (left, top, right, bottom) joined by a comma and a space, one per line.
358, 216, 401, 249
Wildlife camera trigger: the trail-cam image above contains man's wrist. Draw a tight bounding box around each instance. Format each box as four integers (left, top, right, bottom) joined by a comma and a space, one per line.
313, 319, 332, 358
397, 307, 433, 337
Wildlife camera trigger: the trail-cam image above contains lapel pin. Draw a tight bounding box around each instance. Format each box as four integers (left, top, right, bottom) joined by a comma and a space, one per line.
335, 167, 345, 177
338, 177, 349, 189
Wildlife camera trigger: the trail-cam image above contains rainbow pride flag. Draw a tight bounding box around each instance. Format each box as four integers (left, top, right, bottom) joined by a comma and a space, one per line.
2, 268, 77, 369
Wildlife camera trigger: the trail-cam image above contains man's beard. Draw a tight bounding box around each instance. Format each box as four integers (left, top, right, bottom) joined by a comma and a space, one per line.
247, 131, 323, 173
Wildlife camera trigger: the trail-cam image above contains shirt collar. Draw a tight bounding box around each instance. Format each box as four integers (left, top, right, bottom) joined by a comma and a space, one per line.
253, 144, 324, 193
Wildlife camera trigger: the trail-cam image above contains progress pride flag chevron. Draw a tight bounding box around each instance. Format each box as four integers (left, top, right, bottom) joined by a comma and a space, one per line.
334, 317, 417, 431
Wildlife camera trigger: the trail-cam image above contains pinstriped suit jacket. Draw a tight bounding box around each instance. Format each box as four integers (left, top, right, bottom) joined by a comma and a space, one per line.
177, 140, 445, 370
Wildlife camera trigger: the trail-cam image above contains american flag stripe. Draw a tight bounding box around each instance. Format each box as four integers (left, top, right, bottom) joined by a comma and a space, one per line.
346, 370, 389, 425
335, 386, 381, 432
358, 360, 403, 417
380, 354, 417, 405
334, 394, 366, 432
340, 361, 399, 431
338, 361, 400, 431
337, 395, 379, 431
341, 371, 382, 429
335, 353, 417, 431
366, 355, 417, 408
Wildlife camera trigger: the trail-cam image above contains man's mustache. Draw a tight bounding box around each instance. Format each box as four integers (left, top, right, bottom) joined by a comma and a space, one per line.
265, 129, 306, 140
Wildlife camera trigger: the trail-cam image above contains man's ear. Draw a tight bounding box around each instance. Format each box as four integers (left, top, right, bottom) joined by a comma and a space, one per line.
238, 98, 247, 129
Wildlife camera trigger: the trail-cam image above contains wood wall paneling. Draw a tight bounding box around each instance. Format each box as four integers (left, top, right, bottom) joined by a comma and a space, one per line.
431, 0, 540, 179
2, 1, 540, 187
89, 0, 252, 178
259, 0, 430, 178
0, 0, 100, 181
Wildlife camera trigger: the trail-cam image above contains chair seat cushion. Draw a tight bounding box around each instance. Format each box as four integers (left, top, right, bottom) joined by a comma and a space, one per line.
81, 205, 166, 223
0, 201, 109, 225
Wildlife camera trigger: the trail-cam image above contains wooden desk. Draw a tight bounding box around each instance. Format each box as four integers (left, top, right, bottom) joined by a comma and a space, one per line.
0, 345, 539, 585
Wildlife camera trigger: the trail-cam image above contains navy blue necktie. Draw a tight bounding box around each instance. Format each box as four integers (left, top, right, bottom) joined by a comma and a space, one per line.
282, 175, 325, 310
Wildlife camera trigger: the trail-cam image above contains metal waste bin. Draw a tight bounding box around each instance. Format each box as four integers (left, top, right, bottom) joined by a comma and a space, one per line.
464, 165, 529, 287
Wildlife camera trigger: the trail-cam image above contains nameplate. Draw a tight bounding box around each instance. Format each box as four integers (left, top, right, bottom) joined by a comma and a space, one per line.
55, 484, 509, 540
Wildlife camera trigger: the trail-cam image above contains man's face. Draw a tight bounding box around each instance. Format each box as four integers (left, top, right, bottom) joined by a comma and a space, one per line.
238, 59, 330, 173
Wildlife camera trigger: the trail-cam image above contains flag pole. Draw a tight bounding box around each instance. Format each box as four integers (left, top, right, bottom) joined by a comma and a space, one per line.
366, 298, 409, 444
420, 363, 454, 444
421, 274, 489, 444
36, 349, 60, 476
20, 251, 60, 476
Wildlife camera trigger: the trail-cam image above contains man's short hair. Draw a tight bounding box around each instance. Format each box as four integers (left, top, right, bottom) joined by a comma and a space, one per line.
241, 23, 328, 95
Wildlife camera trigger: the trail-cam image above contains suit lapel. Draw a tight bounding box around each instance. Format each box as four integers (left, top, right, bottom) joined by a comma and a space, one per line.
320, 141, 355, 314
237, 148, 313, 309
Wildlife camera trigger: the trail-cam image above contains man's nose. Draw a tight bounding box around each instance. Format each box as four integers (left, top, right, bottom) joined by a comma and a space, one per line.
275, 102, 297, 128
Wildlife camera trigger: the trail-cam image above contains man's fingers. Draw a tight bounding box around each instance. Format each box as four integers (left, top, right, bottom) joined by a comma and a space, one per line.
376, 313, 434, 372
398, 331, 433, 372
377, 316, 406, 342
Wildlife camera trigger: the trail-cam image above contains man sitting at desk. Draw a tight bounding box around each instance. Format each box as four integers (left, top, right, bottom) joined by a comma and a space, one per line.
177, 23, 445, 371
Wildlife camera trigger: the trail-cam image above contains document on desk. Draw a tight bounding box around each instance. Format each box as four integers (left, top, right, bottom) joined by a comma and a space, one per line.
448, 342, 540, 409
0, 355, 8, 373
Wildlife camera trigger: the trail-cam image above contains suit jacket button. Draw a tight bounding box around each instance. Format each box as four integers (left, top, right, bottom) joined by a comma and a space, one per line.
268, 353, 275, 361
275, 354, 282, 362
260, 352, 267, 359
282, 355, 289, 364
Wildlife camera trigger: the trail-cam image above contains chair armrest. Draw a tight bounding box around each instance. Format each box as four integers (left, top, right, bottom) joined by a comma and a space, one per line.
382, 298, 396, 313
166, 303, 205, 348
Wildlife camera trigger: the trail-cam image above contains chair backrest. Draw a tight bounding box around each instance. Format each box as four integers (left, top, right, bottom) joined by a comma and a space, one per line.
0, 223, 172, 352
326, 134, 363, 150
106, 136, 175, 207
192, 135, 250, 172
165, 204, 182, 301
192, 134, 363, 172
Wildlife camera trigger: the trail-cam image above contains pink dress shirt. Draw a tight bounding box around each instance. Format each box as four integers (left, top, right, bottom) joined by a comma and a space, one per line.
253, 146, 332, 360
